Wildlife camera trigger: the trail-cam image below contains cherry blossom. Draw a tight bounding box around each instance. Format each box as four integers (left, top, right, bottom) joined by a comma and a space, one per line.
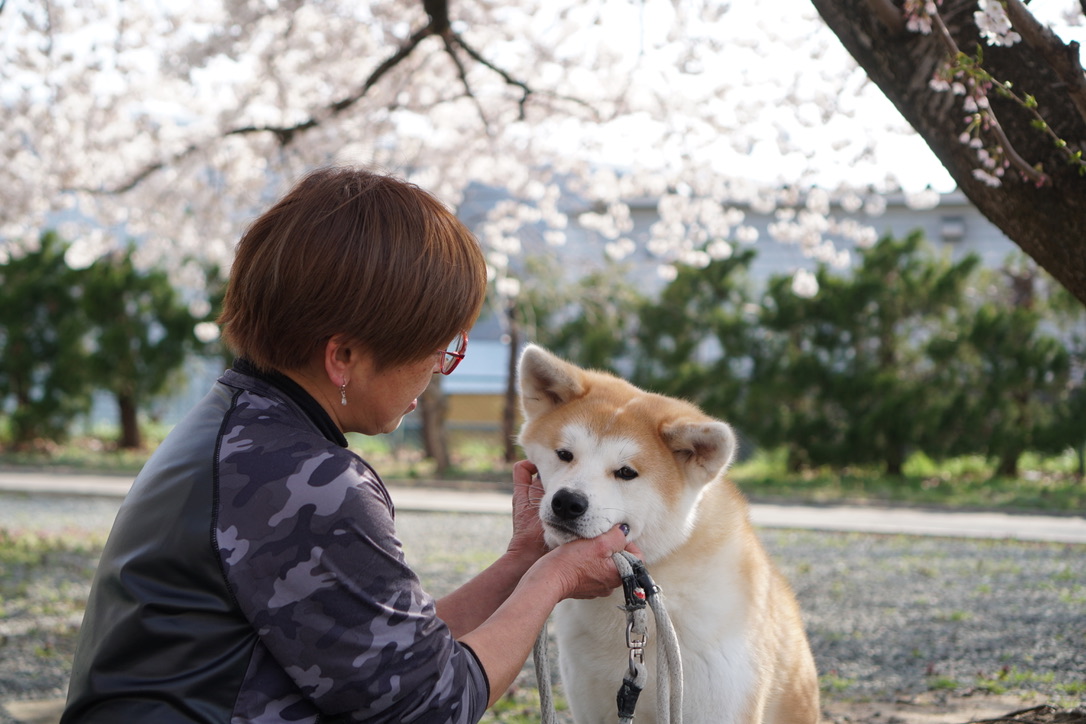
5, 0, 1078, 305
975, 0, 1022, 46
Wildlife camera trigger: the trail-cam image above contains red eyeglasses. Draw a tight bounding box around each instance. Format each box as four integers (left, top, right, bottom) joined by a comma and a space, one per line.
437, 330, 468, 375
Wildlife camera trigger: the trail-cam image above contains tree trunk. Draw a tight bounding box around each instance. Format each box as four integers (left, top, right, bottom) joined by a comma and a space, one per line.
419, 378, 451, 475
117, 393, 141, 449
996, 448, 1021, 478
786, 444, 808, 473
811, 0, 1086, 305
885, 445, 906, 477
502, 304, 521, 463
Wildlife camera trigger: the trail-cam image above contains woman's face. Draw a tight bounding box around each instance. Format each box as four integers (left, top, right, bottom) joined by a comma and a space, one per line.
344, 350, 443, 436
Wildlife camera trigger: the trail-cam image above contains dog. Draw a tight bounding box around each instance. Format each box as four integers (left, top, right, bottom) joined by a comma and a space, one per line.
518, 344, 820, 724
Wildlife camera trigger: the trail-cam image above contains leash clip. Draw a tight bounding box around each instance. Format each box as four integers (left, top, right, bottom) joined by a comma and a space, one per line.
626, 620, 646, 666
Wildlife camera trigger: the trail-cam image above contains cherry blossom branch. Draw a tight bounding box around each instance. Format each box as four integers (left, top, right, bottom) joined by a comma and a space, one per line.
73, 22, 435, 195
103, 144, 200, 195
928, 7, 963, 56
226, 23, 434, 145
1002, 0, 1086, 126
450, 32, 598, 120
440, 33, 498, 131
979, 70, 1085, 175
929, 10, 1049, 186
74, 0, 597, 196
450, 33, 533, 121
973, 92, 1049, 186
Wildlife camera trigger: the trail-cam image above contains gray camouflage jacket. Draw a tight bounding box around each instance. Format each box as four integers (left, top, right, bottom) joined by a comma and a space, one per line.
62, 363, 489, 723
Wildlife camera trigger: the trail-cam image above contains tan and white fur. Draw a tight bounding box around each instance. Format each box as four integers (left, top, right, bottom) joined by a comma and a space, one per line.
518, 345, 819, 724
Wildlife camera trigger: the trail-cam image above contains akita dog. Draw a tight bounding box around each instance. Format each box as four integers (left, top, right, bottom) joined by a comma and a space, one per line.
518, 345, 820, 724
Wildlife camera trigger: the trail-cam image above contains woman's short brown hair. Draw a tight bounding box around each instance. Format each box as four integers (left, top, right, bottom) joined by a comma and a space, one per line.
218, 166, 488, 373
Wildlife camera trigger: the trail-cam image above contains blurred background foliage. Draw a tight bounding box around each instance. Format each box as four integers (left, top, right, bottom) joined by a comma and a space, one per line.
2, 228, 1084, 511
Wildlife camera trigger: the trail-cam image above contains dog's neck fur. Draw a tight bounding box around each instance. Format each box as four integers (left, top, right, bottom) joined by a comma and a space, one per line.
655, 474, 753, 568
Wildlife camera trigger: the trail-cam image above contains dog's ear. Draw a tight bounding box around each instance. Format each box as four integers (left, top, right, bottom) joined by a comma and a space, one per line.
518, 344, 586, 421
661, 419, 737, 484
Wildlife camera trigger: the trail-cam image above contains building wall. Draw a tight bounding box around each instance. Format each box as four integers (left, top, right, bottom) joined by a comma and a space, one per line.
612, 190, 1019, 292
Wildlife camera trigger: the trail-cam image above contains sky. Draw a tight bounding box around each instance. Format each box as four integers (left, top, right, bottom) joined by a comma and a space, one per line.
584, 0, 1086, 193
566, 0, 959, 192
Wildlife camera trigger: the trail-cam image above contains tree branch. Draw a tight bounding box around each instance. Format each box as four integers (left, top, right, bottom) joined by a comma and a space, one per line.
66, 143, 201, 195
864, 0, 905, 34
931, 11, 1049, 186
1003, 0, 1086, 128
423, 0, 450, 34
440, 33, 497, 131
71, 0, 596, 196
225, 23, 435, 145
451, 31, 600, 120
451, 31, 533, 119
984, 105, 1050, 185
930, 9, 964, 57
79, 22, 436, 194
811, 0, 1086, 303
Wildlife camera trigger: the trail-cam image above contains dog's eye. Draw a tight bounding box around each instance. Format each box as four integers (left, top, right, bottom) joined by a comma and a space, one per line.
556, 449, 574, 462
615, 466, 639, 481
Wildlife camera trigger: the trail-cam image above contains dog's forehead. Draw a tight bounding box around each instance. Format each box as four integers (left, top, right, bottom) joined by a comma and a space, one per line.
540, 395, 671, 457
557, 421, 641, 458
524, 372, 707, 459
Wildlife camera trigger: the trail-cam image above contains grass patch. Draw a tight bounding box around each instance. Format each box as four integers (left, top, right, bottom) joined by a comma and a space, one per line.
0, 529, 103, 570
731, 449, 1086, 513
934, 610, 974, 623
928, 675, 961, 691
820, 672, 858, 694
976, 666, 1057, 695
0, 529, 105, 621
0, 425, 170, 475
480, 685, 567, 723
1058, 681, 1086, 698
346, 433, 515, 484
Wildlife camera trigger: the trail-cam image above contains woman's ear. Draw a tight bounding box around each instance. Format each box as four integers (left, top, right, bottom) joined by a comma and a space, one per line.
323, 334, 354, 386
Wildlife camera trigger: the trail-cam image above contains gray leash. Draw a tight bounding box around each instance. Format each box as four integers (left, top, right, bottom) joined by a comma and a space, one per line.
534, 551, 683, 724
533, 624, 557, 724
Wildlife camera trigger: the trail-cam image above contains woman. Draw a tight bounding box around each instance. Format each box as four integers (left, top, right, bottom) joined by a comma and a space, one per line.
62, 166, 636, 723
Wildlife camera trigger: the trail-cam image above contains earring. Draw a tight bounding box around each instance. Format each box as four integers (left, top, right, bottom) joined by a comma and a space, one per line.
340, 380, 348, 406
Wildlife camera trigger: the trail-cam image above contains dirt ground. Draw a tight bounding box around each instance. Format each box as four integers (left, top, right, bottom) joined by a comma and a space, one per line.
824, 692, 1083, 724
4, 689, 1083, 723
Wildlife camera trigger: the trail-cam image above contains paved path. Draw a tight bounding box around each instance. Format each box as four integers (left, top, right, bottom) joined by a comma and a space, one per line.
2, 469, 1084, 543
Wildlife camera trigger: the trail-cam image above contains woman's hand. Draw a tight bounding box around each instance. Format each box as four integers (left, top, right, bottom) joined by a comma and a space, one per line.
505, 460, 549, 565
507, 459, 644, 600
458, 503, 643, 707
543, 525, 639, 600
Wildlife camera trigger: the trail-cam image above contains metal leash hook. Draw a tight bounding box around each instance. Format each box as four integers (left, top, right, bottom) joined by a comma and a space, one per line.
613, 550, 683, 724
533, 551, 682, 724
626, 619, 646, 667
614, 551, 652, 724
616, 617, 647, 723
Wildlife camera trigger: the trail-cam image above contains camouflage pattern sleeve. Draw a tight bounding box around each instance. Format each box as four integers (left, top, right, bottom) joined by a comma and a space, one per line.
213, 391, 489, 723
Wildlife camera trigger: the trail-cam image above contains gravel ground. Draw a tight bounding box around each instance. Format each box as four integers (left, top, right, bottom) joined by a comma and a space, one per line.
1, 490, 1084, 723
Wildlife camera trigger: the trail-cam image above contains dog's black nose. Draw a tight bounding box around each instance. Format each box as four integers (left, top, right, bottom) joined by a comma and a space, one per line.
551, 489, 589, 521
